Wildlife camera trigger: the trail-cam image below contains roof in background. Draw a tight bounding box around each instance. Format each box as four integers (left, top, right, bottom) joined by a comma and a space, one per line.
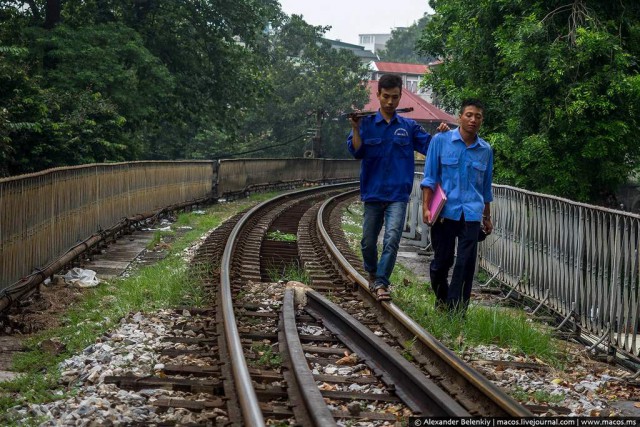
373, 62, 429, 75
363, 80, 457, 124
323, 38, 362, 49
324, 38, 378, 60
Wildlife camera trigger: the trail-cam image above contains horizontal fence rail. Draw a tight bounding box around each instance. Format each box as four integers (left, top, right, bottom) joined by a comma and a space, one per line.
0, 161, 216, 289
217, 158, 360, 197
406, 173, 640, 361
1, 158, 360, 291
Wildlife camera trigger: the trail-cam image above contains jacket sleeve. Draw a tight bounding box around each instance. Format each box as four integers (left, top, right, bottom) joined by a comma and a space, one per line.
412, 122, 432, 155
346, 129, 364, 159
420, 132, 443, 190
483, 147, 494, 203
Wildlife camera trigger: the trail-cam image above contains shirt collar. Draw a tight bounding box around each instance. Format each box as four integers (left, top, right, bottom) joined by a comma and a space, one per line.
374, 110, 399, 124
452, 128, 480, 147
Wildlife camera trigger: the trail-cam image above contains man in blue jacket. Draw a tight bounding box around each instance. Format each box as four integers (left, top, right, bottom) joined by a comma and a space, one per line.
347, 74, 445, 301
421, 99, 493, 313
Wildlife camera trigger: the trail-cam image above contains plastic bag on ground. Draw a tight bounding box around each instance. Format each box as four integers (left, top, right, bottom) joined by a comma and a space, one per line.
63, 268, 101, 288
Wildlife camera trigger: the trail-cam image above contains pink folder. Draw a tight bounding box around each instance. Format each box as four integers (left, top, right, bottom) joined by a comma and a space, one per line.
428, 183, 447, 225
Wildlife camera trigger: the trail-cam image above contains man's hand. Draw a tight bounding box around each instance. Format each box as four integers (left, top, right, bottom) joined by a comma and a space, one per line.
482, 217, 493, 234
422, 208, 432, 225
349, 114, 363, 151
348, 115, 361, 131
436, 122, 450, 133
422, 187, 434, 225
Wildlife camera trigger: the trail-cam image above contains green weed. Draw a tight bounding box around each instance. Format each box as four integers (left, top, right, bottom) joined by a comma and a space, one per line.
532, 389, 565, 404
250, 343, 281, 369
266, 230, 297, 242
146, 229, 175, 250
510, 387, 565, 405
401, 337, 416, 362
475, 269, 489, 284
266, 262, 309, 284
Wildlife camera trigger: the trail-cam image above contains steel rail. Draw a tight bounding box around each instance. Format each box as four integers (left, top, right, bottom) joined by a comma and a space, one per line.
281, 288, 337, 426
304, 289, 469, 416
316, 191, 533, 417
219, 182, 357, 426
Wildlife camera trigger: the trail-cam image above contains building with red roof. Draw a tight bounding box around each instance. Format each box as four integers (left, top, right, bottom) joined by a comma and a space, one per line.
363, 80, 457, 132
371, 62, 430, 94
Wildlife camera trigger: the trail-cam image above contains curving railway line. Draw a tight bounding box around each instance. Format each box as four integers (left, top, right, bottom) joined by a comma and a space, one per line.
94, 183, 533, 426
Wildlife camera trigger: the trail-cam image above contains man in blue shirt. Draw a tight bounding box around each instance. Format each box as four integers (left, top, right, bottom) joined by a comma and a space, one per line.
347, 74, 445, 301
421, 99, 493, 313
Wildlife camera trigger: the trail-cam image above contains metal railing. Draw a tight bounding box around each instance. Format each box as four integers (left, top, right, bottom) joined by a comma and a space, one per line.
1, 158, 361, 292
1, 161, 215, 289
405, 174, 640, 360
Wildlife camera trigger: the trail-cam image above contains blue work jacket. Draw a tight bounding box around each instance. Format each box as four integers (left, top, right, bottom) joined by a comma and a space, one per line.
347, 111, 431, 203
420, 129, 493, 222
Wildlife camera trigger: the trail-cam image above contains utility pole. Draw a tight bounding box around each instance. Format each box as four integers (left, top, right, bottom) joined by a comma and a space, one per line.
313, 109, 324, 158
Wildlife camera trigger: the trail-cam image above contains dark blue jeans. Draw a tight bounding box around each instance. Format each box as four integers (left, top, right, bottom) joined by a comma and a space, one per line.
430, 217, 481, 311
361, 201, 407, 289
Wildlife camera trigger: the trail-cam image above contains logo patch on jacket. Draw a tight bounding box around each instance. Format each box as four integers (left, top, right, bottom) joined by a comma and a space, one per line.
394, 128, 409, 137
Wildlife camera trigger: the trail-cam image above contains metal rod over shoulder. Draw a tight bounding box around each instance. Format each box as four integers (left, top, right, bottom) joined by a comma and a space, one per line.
340, 107, 414, 120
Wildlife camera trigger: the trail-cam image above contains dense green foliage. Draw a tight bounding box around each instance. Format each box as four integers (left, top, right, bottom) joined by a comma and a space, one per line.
0, 1, 367, 176
419, 0, 640, 202
378, 14, 435, 64
223, 15, 369, 159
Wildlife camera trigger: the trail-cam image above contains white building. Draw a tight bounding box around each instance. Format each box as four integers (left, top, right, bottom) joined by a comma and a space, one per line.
358, 33, 394, 54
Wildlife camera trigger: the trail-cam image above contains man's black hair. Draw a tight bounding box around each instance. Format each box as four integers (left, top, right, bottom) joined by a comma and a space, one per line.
460, 98, 485, 114
378, 74, 403, 92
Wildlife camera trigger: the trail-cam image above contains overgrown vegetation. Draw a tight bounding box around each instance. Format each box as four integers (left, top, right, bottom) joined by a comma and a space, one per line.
249, 343, 282, 369
511, 386, 565, 405
0, 192, 278, 420
342, 202, 565, 366
266, 230, 297, 242
418, 0, 640, 203
0, 1, 368, 176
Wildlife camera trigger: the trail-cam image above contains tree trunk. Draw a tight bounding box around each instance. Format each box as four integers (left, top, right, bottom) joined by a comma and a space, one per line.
43, 0, 61, 29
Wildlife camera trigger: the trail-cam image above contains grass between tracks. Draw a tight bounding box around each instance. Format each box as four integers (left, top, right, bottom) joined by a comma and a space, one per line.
0, 192, 280, 422
342, 201, 568, 368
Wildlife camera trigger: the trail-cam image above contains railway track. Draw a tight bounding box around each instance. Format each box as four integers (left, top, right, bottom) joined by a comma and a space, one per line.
14, 184, 535, 425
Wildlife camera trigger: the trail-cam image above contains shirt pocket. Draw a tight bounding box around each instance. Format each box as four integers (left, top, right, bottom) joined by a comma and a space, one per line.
363, 138, 383, 158
393, 136, 412, 157
441, 157, 459, 185
471, 161, 487, 187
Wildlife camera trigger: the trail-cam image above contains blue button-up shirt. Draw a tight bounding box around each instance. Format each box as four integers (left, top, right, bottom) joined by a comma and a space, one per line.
347, 111, 431, 203
420, 129, 493, 221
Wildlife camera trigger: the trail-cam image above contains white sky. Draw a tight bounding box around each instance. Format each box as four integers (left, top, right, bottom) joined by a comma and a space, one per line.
277, 1, 433, 45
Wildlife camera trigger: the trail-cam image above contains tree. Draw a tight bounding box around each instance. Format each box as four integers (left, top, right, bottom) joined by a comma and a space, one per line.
230, 14, 370, 160
0, 1, 368, 173
0, 0, 283, 173
418, 0, 640, 203
60, 0, 283, 160
378, 14, 435, 64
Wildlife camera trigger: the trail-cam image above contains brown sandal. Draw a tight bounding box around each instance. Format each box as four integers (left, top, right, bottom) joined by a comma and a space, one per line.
375, 287, 391, 301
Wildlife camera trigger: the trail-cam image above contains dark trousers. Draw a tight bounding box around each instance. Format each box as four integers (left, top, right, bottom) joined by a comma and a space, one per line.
430, 217, 481, 311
